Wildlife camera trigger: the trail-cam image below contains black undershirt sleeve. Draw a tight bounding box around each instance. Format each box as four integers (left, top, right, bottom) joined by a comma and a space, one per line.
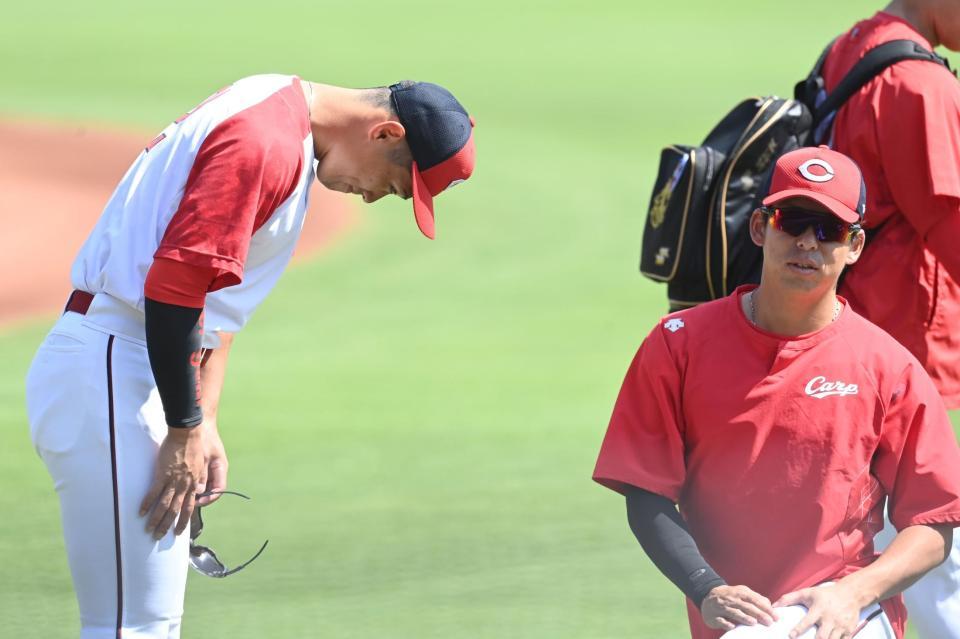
625, 487, 726, 607
144, 297, 204, 428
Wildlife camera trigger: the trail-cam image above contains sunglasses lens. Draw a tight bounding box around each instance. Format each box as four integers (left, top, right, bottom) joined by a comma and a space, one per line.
189, 540, 270, 578
190, 545, 228, 577
769, 208, 851, 242
188, 490, 269, 579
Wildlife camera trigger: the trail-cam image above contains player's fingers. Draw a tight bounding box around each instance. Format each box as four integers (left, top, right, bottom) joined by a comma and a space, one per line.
721, 606, 758, 627
196, 463, 207, 492
174, 490, 197, 536
145, 484, 176, 530
704, 613, 737, 631
773, 591, 798, 608
199, 463, 226, 506
152, 507, 180, 540
192, 462, 209, 501
735, 601, 776, 626
207, 459, 225, 489
833, 621, 856, 639
736, 590, 777, 622
152, 484, 189, 539
714, 617, 736, 632
814, 621, 836, 639
774, 589, 806, 607
139, 479, 166, 517
823, 626, 848, 639
197, 494, 218, 507
788, 609, 820, 639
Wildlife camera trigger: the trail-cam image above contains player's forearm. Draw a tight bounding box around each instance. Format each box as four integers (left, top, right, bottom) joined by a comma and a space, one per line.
625, 488, 727, 606
144, 298, 205, 428
837, 523, 953, 608
199, 331, 234, 421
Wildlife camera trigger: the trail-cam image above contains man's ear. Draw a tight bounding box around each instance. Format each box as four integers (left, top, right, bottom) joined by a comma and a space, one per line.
369, 121, 406, 142
845, 229, 866, 265
749, 209, 767, 247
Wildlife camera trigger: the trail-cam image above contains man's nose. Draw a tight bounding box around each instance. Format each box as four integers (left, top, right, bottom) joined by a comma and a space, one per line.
796, 226, 820, 249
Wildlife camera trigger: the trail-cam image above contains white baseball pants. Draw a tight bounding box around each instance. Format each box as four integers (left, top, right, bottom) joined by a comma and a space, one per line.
874, 513, 960, 639
721, 602, 894, 638
26, 302, 189, 639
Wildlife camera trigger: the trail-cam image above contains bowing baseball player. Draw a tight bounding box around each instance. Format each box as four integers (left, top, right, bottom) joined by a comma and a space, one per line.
25, 75, 476, 637
593, 146, 960, 639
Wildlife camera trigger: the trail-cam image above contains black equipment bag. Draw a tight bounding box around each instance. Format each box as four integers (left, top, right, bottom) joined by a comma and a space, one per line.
640, 40, 950, 310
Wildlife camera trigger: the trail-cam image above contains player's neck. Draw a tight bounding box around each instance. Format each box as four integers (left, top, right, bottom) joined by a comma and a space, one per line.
306, 84, 382, 160
884, 0, 940, 48
747, 285, 840, 336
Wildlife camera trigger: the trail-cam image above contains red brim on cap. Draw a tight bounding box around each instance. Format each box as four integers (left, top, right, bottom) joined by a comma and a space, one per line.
409, 131, 475, 240
762, 189, 860, 224
411, 162, 435, 240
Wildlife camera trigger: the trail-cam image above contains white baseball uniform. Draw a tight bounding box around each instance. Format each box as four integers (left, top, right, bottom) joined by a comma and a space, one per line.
874, 514, 960, 638
722, 601, 895, 638
26, 74, 315, 638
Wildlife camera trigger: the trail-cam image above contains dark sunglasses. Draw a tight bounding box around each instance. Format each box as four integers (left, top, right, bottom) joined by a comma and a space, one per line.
761, 206, 860, 243
189, 490, 269, 578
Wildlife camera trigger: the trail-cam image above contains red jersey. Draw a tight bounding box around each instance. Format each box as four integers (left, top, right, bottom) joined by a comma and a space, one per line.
71, 75, 314, 346
593, 286, 960, 639
823, 12, 960, 407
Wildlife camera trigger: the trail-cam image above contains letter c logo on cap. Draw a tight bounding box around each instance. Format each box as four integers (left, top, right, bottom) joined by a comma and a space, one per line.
799, 159, 835, 183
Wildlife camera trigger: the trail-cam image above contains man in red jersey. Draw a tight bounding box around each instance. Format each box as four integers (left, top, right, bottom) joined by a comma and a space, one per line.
594, 146, 960, 639
820, 2, 960, 636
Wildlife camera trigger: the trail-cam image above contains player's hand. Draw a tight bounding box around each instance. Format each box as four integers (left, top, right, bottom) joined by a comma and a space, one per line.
701, 584, 778, 631
774, 583, 862, 639
139, 426, 206, 539
197, 419, 229, 507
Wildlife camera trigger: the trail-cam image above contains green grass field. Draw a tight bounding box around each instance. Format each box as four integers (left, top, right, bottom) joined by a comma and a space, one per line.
2, 1, 957, 637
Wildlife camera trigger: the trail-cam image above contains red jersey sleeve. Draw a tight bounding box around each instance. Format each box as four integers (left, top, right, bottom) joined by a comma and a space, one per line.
155, 115, 302, 291
875, 62, 960, 238
593, 322, 687, 501
143, 258, 220, 308
873, 360, 960, 530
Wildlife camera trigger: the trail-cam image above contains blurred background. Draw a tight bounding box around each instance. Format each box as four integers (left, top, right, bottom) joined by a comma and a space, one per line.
1, 1, 954, 637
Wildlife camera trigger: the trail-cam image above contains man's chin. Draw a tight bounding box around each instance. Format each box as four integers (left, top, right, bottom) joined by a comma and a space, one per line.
778, 271, 823, 292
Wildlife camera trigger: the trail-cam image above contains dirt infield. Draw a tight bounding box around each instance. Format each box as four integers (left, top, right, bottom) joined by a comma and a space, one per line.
0, 118, 355, 329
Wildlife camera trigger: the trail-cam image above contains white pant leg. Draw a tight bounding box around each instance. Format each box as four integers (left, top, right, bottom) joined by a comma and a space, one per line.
26, 313, 189, 639
720, 603, 895, 638
876, 511, 960, 639
900, 535, 960, 638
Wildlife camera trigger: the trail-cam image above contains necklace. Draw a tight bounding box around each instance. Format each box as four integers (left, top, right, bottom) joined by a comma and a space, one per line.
748, 290, 840, 327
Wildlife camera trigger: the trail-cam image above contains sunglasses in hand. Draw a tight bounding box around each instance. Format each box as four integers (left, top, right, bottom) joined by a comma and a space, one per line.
189, 490, 269, 578
761, 206, 861, 243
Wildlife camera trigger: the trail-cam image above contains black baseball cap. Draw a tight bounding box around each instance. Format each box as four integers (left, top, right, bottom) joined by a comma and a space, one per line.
390, 82, 476, 239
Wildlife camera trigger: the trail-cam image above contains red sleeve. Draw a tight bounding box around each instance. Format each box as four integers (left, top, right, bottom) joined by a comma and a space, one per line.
873, 360, 960, 530
593, 323, 687, 501
155, 112, 302, 291
875, 62, 960, 238
144, 257, 219, 308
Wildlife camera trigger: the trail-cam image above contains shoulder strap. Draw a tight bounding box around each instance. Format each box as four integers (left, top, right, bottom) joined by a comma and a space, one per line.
794, 38, 838, 108
814, 39, 950, 124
